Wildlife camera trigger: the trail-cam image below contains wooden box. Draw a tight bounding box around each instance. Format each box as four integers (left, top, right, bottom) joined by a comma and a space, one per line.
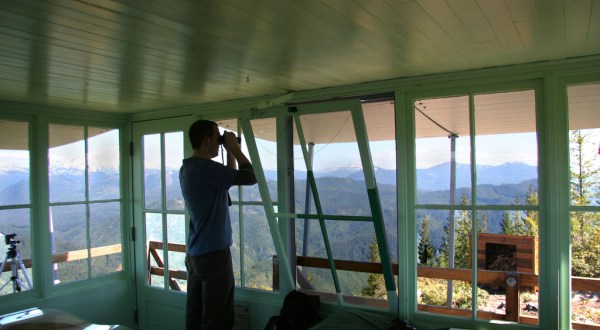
472, 233, 538, 274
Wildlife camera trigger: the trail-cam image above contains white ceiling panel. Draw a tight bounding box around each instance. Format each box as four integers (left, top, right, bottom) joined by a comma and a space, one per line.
0, 0, 597, 114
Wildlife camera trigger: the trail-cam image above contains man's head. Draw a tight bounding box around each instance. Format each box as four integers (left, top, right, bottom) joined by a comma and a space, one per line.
189, 120, 219, 157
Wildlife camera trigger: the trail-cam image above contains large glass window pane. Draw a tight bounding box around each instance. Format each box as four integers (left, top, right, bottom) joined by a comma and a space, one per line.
474, 90, 538, 205
49, 125, 123, 285
230, 204, 242, 287
142, 130, 188, 292
248, 117, 278, 202
51, 204, 88, 283
0, 208, 32, 295
0, 120, 31, 296
90, 202, 122, 278
415, 89, 539, 324
326, 221, 380, 299
0, 120, 29, 206
146, 212, 164, 288
294, 111, 370, 216
570, 211, 600, 326
144, 134, 162, 210
243, 206, 275, 291
88, 128, 120, 201
165, 132, 184, 211
416, 208, 473, 316
167, 214, 186, 291
415, 95, 473, 318
472, 90, 539, 324
415, 96, 471, 204
475, 210, 539, 323
568, 83, 600, 327
296, 217, 336, 294
49, 124, 85, 203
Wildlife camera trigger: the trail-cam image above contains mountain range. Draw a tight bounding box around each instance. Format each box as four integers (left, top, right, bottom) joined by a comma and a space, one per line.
265, 161, 537, 190
0, 161, 537, 206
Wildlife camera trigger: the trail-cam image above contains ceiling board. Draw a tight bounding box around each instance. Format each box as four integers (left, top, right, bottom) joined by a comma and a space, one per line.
0, 0, 597, 115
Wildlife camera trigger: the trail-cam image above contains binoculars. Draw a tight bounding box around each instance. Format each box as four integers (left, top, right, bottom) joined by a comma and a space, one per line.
218, 132, 241, 145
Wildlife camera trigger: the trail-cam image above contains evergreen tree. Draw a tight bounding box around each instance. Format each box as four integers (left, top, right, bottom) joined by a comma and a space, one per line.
569, 129, 600, 278
454, 194, 472, 269
570, 130, 599, 206
523, 185, 538, 237
418, 215, 435, 266
360, 236, 387, 299
513, 195, 524, 234
478, 210, 488, 233
500, 211, 516, 235
438, 221, 450, 268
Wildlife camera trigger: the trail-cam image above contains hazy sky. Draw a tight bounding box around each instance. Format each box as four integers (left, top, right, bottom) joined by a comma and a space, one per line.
250, 132, 540, 171
3, 128, 598, 173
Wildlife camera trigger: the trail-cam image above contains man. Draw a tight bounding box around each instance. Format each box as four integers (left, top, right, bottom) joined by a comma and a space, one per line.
180, 120, 257, 330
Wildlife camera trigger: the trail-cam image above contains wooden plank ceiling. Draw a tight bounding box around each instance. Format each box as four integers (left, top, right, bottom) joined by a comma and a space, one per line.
0, 0, 599, 116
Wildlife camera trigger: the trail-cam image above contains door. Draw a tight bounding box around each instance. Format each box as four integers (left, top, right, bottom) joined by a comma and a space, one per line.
132, 116, 190, 330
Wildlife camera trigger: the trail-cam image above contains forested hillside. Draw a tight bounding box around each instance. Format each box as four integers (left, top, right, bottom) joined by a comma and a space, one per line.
0, 162, 538, 293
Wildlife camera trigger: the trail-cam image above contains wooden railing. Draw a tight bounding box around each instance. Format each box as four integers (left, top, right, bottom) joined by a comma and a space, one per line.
1, 244, 123, 272
147, 241, 187, 290
276, 255, 600, 329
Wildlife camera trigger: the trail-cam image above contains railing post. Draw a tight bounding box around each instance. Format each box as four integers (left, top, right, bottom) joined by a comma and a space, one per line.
505, 273, 521, 322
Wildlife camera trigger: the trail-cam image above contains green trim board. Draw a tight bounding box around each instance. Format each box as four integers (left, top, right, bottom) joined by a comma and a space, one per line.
350, 100, 398, 311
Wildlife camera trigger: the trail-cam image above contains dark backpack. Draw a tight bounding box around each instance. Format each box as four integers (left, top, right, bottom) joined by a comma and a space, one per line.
265, 290, 321, 330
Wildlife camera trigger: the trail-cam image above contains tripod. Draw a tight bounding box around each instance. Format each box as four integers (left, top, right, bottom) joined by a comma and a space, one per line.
0, 235, 33, 293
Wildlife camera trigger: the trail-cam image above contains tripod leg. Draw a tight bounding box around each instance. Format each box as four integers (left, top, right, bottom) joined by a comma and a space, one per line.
15, 252, 32, 290
0, 277, 12, 291
0, 254, 11, 291
11, 255, 18, 293
0, 253, 8, 274
11, 276, 21, 292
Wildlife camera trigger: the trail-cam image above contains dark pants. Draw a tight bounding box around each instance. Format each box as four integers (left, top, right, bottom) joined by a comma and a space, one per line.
186, 248, 235, 330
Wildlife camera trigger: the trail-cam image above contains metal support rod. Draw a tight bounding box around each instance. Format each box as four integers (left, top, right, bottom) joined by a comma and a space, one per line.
446, 133, 458, 307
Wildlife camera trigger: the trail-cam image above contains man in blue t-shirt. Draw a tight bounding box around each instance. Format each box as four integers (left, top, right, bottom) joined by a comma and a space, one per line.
180, 120, 256, 330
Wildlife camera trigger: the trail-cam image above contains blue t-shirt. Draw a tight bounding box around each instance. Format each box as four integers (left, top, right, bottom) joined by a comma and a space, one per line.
179, 157, 238, 256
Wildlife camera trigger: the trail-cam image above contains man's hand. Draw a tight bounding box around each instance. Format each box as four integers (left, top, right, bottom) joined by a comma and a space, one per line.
222, 131, 240, 151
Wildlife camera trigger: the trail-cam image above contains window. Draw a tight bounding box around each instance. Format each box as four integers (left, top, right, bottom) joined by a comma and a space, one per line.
218, 118, 278, 291
0, 119, 32, 296
141, 118, 280, 293
293, 99, 397, 306
143, 132, 186, 291
568, 83, 600, 327
415, 90, 539, 325
49, 124, 122, 284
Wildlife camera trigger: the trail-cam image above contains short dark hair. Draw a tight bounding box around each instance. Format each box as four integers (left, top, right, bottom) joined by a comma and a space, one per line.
188, 120, 217, 149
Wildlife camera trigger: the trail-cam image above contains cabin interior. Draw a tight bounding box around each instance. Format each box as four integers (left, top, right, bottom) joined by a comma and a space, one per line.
0, 1, 599, 329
